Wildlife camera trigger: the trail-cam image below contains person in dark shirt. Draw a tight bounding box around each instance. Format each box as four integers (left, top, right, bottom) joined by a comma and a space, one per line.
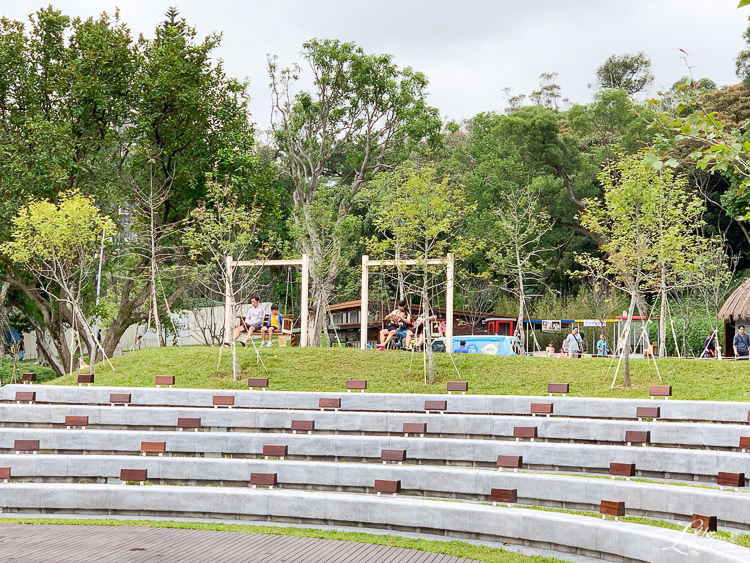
733, 325, 750, 358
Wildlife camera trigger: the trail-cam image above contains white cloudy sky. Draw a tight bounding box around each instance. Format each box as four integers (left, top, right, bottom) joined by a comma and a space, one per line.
3, 0, 749, 129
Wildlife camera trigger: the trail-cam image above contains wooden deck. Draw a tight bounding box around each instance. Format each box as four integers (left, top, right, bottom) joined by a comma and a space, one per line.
0, 524, 480, 562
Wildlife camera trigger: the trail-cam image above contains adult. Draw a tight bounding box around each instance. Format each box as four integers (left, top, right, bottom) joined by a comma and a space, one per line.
260, 304, 284, 347
563, 327, 583, 359
596, 334, 608, 356
396, 311, 414, 349
229, 296, 264, 347
17, 335, 24, 360
377, 300, 407, 350
455, 340, 469, 353
733, 325, 750, 359
579, 331, 588, 355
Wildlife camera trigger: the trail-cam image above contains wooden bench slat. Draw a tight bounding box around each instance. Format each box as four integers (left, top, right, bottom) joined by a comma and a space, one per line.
530, 403, 553, 415
625, 431, 650, 444
446, 381, 468, 393
424, 400, 447, 411
547, 383, 569, 394
374, 479, 401, 494
346, 380, 367, 390
717, 472, 745, 487
140, 441, 166, 454
381, 449, 406, 462
14, 440, 39, 452
120, 469, 147, 482
65, 416, 89, 427
213, 395, 235, 406
250, 472, 278, 486
155, 376, 175, 386
636, 407, 660, 419
609, 463, 636, 477
0, 467, 9, 480
513, 426, 538, 439
15, 392, 35, 402
489, 488, 517, 503
247, 378, 269, 389
109, 393, 131, 404
649, 385, 672, 397
22, 373, 36, 382
177, 418, 201, 429
291, 420, 314, 432
78, 374, 94, 384
600, 500, 625, 517
691, 514, 717, 532
403, 422, 426, 435
319, 398, 341, 409
497, 455, 522, 469
740, 436, 750, 450
263, 445, 288, 458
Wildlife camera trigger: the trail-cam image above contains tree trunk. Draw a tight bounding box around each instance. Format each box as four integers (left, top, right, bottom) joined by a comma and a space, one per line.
516, 269, 525, 356
307, 272, 336, 348
659, 266, 667, 358
422, 286, 436, 385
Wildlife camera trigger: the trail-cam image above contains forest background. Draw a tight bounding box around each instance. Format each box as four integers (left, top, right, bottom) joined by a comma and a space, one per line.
2, 5, 750, 376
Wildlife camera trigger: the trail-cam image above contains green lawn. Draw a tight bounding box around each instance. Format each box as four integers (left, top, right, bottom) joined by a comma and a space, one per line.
47, 345, 750, 401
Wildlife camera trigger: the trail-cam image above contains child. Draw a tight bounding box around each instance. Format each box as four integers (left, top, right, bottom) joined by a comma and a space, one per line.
545, 341, 555, 357
260, 304, 284, 347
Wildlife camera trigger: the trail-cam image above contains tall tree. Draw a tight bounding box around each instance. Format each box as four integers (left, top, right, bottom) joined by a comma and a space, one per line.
269, 39, 441, 346
367, 163, 471, 383
595, 52, 654, 94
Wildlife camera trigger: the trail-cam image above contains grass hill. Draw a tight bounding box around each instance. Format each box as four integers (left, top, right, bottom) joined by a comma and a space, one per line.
46, 345, 750, 401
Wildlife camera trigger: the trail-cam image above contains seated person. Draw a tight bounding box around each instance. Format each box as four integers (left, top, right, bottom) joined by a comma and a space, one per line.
378, 300, 407, 350
396, 311, 414, 349
454, 340, 469, 353
702, 334, 716, 358
645, 341, 656, 358
260, 304, 283, 347
545, 341, 555, 356
413, 308, 438, 351
229, 296, 264, 347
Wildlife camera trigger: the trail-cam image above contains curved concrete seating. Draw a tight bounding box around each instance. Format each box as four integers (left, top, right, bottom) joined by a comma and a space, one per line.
3, 384, 749, 424
2, 404, 749, 451
1, 428, 749, 482
3, 454, 750, 529
0, 483, 747, 563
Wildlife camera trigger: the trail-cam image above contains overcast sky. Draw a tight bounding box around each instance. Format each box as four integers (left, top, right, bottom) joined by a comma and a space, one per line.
3, 1, 749, 129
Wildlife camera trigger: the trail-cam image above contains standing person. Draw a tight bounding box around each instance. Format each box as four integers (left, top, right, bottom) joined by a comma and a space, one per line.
733, 325, 750, 359
260, 304, 284, 347
545, 341, 555, 357
228, 296, 265, 347
18, 335, 24, 360
564, 327, 582, 359
579, 331, 588, 355
596, 333, 609, 356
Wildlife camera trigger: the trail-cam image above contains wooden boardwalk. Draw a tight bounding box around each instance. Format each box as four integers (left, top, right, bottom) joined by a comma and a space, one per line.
0, 524, 480, 562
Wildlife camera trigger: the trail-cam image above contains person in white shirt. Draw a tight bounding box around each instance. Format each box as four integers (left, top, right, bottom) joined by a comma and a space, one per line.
228, 296, 265, 347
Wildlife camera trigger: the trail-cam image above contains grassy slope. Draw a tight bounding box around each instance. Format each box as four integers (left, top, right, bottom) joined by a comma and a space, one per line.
48, 345, 750, 401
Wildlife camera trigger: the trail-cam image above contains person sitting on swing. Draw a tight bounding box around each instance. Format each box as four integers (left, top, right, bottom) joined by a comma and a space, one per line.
260, 304, 283, 347
396, 310, 414, 350
413, 306, 437, 351
230, 296, 264, 347
378, 300, 407, 350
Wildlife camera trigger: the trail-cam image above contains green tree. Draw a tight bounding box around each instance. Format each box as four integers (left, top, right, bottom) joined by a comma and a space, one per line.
269, 39, 441, 346
3, 191, 114, 375
489, 184, 556, 353
367, 164, 472, 384
577, 153, 704, 385
595, 52, 654, 95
